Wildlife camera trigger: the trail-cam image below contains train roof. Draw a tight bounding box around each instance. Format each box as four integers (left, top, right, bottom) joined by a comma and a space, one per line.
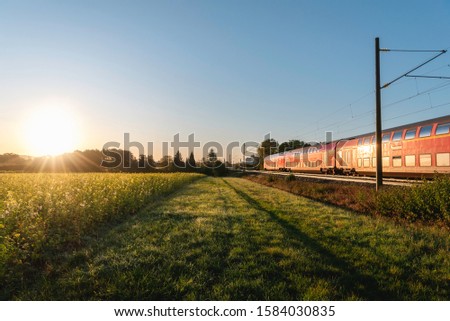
343, 114, 450, 140
267, 115, 450, 157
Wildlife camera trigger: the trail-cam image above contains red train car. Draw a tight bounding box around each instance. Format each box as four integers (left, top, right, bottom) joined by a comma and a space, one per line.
264, 115, 450, 177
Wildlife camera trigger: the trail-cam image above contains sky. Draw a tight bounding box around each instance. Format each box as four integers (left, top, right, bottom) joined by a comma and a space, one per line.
1, 0, 450, 160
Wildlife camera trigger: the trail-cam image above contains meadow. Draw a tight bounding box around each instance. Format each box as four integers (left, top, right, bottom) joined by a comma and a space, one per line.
1, 174, 448, 300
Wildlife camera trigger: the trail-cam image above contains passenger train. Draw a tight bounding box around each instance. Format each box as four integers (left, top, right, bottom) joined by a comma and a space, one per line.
264, 115, 450, 177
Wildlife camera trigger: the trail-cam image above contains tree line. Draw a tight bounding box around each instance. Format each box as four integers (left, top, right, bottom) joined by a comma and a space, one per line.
0, 148, 228, 176
0, 138, 306, 173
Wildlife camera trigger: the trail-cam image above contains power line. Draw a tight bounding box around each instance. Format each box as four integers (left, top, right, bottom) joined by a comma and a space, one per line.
383, 81, 450, 109
381, 49, 447, 89
384, 101, 450, 123
286, 90, 374, 138
382, 49, 446, 53
279, 46, 450, 147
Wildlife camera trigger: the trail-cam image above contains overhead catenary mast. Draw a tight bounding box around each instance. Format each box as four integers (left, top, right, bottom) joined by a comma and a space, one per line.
374, 37, 447, 191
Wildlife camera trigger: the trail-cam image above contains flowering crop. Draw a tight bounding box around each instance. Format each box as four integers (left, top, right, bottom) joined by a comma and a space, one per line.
0, 173, 202, 283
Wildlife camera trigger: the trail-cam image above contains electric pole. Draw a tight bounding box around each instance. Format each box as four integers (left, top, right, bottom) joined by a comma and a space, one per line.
374, 37, 446, 192
375, 37, 383, 191
243, 142, 246, 173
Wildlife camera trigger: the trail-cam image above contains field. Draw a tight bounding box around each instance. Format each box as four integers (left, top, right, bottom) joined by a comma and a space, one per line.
0, 172, 202, 298
1, 174, 449, 300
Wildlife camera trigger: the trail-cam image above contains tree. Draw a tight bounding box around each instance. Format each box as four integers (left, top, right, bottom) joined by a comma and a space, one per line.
147, 154, 156, 169
173, 150, 185, 170
258, 138, 278, 169
260, 138, 279, 157
138, 154, 146, 170
157, 155, 173, 171
187, 152, 197, 171
207, 148, 217, 162
279, 139, 307, 152
202, 148, 227, 176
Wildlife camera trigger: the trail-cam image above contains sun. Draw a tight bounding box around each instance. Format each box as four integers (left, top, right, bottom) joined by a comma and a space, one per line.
23, 107, 80, 156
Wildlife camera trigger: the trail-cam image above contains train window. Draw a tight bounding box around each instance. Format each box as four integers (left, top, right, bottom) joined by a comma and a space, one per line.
392, 156, 402, 167
363, 137, 371, 145
419, 126, 432, 138
357, 158, 362, 167
382, 157, 390, 167
405, 155, 415, 167
419, 154, 431, 167
372, 157, 376, 167
392, 131, 403, 141
382, 133, 391, 142
436, 153, 450, 167
436, 123, 450, 135
363, 158, 370, 167
358, 139, 363, 146
404, 129, 416, 140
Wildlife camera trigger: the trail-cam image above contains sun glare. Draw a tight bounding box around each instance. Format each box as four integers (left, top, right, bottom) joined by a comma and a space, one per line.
23, 107, 80, 156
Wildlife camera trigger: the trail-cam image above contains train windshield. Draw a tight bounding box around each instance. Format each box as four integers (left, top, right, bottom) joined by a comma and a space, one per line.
436, 123, 450, 135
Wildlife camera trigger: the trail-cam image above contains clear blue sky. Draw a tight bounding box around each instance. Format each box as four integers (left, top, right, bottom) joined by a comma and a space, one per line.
1, 0, 450, 159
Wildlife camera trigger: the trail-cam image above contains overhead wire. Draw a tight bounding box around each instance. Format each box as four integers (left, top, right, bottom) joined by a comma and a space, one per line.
281, 54, 450, 144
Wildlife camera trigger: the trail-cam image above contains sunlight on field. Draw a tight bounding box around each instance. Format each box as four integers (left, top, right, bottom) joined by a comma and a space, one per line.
0, 172, 203, 299
2, 176, 448, 300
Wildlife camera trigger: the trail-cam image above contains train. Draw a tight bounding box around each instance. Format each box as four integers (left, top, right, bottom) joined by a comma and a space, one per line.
264, 115, 450, 177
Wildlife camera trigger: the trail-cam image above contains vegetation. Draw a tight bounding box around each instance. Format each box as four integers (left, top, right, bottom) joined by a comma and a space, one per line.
0, 148, 231, 177
200, 148, 228, 177
377, 175, 450, 223
278, 139, 310, 153
0, 149, 199, 173
0, 172, 202, 298
285, 173, 296, 182
245, 173, 450, 226
3, 177, 448, 300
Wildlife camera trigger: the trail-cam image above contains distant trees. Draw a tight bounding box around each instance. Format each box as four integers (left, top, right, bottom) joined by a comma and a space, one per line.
186, 151, 197, 171
0, 149, 202, 174
201, 148, 227, 176
147, 155, 157, 168
24, 150, 106, 172
258, 138, 278, 169
0, 153, 31, 171
173, 150, 185, 169
278, 139, 309, 152
1, 138, 309, 174
257, 138, 309, 169
259, 138, 279, 157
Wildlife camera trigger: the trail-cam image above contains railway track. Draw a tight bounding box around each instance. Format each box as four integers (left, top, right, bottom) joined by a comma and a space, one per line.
243, 170, 420, 186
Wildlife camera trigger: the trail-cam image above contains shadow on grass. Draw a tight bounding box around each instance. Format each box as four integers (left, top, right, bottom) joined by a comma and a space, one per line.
222, 179, 399, 300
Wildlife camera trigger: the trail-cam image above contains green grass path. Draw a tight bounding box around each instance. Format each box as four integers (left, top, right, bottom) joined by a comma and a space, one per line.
16, 177, 449, 300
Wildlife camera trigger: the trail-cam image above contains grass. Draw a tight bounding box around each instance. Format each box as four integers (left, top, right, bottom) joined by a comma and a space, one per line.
245, 173, 450, 226
5, 177, 448, 300
0, 172, 203, 299
245, 173, 377, 214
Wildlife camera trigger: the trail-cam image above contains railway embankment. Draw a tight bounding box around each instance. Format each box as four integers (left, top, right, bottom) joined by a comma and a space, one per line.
244, 173, 450, 227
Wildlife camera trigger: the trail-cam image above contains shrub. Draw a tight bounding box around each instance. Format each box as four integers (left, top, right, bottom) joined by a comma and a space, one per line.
285, 173, 296, 182
376, 175, 450, 224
